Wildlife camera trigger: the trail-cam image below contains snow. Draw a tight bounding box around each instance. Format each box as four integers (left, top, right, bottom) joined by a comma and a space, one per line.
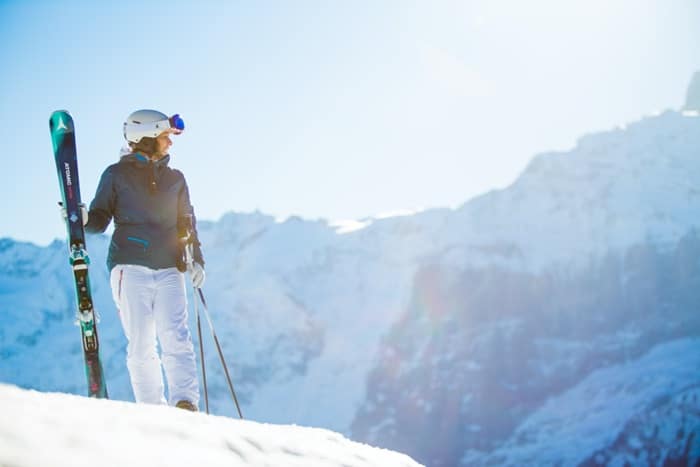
0, 383, 422, 467
330, 219, 373, 234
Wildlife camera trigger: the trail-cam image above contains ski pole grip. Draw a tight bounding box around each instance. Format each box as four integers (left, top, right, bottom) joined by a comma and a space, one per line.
184, 243, 194, 267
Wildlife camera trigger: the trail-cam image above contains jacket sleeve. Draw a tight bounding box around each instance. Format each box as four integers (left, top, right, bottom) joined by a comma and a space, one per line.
178, 175, 205, 266
85, 167, 115, 234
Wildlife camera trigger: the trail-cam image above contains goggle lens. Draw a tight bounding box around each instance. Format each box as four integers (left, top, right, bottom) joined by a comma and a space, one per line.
169, 114, 185, 131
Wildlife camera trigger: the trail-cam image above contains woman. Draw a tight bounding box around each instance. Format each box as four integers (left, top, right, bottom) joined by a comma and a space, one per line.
85, 109, 205, 411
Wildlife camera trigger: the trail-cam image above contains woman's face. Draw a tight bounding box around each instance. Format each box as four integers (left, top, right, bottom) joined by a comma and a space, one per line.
154, 132, 173, 158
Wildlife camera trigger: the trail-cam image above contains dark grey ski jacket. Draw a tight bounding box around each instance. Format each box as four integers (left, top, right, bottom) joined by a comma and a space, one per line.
85, 152, 204, 271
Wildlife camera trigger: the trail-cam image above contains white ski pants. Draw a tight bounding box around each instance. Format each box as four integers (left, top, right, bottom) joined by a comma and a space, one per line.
110, 265, 199, 407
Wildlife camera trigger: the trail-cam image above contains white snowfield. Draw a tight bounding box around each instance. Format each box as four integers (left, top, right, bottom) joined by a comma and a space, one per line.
0, 384, 423, 467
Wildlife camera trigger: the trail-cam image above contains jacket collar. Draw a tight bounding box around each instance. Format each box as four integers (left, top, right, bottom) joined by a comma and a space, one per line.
121, 152, 171, 167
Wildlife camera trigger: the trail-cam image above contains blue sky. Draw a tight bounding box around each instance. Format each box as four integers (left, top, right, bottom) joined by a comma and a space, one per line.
1, 0, 699, 245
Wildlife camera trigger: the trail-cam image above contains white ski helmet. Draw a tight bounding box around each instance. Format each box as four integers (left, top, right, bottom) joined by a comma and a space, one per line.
123, 109, 184, 143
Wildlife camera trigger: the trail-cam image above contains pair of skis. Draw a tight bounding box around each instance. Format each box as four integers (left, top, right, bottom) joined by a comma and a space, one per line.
50, 110, 108, 398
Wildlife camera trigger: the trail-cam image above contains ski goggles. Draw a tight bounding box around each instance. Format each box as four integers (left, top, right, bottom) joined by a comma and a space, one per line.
124, 114, 185, 143
148, 114, 184, 135
168, 114, 185, 133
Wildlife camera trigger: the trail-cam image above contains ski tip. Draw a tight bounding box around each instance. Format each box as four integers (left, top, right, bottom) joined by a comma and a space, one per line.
50, 110, 74, 133
50, 109, 71, 118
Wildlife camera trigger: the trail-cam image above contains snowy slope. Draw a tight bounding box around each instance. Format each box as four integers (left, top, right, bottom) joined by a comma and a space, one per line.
0, 383, 422, 467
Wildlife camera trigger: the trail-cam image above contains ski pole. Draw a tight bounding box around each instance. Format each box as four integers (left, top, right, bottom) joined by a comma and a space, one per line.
184, 238, 243, 419
195, 287, 244, 420
194, 288, 209, 414
184, 236, 209, 414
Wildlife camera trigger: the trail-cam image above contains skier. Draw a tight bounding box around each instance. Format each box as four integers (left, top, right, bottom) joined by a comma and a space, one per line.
83, 109, 205, 411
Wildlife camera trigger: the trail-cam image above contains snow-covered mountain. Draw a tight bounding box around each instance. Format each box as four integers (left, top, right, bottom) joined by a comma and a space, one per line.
1, 107, 699, 466
348, 110, 700, 466
0, 383, 421, 467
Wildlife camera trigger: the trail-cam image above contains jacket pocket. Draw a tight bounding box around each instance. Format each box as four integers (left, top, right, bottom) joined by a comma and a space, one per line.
111, 229, 151, 264
127, 236, 150, 251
